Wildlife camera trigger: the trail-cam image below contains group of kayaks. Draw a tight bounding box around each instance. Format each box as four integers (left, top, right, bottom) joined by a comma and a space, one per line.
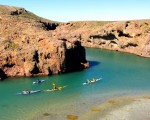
17, 77, 102, 95
17, 79, 67, 95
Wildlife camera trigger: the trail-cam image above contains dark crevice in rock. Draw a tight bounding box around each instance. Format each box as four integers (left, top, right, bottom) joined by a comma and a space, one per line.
136, 34, 141, 37
3, 63, 15, 68
30, 63, 40, 74
23, 58, 25, 62
65, 41, 87, 72
0, 69, 7, 80
126, 43, 138, 47
110, 40, 118, 44
40, 21, 59, 30
10, 8, 27, 15
48, 67, 52, 75
33, 50, 39, 63
6, 57, 9, 62
45, 53, 51, 59
125, 21, 130, 28
90, 33, 117, 40
121, 43, 138, 49
118, 30, 132, 38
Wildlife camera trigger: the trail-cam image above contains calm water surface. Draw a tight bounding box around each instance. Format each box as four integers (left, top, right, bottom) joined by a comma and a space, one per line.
0, 48, 150, 120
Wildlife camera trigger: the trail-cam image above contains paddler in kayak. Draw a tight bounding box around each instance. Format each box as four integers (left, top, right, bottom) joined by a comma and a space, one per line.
92, 78, 96, 82
36, 79, 41, 83
23, 90, 30, 94
52, 83, 58, 90
86, 80, 91, 84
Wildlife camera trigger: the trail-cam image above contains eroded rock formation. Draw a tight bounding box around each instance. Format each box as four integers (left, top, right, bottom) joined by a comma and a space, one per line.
54, 20, 150, 57
0, 5, 149, 80
0, 5, 88, 80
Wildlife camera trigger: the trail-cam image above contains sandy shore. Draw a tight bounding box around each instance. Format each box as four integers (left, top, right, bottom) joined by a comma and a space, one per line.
78, 96, 150, 120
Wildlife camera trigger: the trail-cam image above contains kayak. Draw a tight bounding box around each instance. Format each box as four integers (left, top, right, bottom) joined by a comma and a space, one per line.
17, 90, 41, 95
45, 86, 67, 92
83, 78, 102, 85
33, 80, 45, 84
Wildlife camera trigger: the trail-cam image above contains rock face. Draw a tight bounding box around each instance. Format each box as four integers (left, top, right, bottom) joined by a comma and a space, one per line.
0, 5, 149, 80
86, 21, 150, 57
54, 21, 150, 57
0, 5, 88, 80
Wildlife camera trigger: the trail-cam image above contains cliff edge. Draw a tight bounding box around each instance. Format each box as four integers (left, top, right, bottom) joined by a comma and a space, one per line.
54, 20, 150, 57
0, 5, 149, 80
0, 5, 88, 80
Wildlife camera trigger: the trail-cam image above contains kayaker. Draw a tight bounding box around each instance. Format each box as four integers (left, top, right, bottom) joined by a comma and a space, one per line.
52, 83, 58, 90
92, 78, 96, 82
28, 90, 31, 94
36, 79, 40, 83
25, 90, 30, 94
87, 80, 91, 84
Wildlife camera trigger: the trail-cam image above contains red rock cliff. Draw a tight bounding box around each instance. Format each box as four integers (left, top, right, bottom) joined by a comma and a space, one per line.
0, 5, 88, 80
55, 21, 150, 57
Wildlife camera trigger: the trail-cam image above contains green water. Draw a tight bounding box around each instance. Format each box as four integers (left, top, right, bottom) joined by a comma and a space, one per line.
0, 48, 150, 120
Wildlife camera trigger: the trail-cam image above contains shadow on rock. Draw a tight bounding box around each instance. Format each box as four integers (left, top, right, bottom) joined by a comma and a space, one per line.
0, 69, 7, 81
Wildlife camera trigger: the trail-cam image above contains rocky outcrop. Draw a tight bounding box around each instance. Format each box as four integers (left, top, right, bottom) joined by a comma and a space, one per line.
0, 5, 27, 15
0, 5, 88, 80
54, 20, 150, 57
0, 5, 149, 80
86, 21, 150, 57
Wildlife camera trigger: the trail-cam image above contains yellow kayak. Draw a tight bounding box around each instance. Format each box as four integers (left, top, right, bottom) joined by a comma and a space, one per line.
45, 86, 67, 92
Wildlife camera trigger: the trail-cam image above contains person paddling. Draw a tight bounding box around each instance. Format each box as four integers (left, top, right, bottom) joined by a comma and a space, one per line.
52, 83, 58, 90
92, 78, 96, 82
24, 90, 30, 94
87, 80, 91, 84
36, 79, 41, 83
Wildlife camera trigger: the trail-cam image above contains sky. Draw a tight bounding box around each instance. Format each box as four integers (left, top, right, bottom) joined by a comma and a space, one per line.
0, 0, 150, 22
